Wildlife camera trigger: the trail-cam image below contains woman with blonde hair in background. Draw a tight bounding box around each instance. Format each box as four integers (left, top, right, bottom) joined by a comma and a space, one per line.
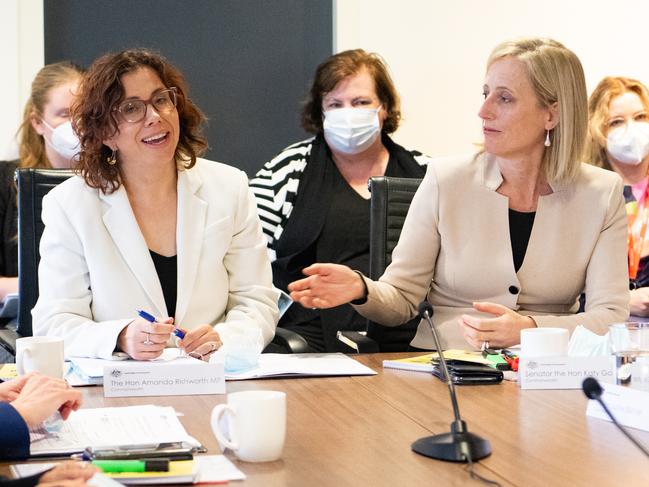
587, 76, 649, 315
0, 62, 83, 300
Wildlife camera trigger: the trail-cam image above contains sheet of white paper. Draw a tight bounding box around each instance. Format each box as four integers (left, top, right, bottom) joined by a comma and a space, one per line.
11, 462, 54, 478
70, 348, 193, 379
586, 382, 649, 432
223, 353, 376, 380
194, 455, 246, 482
29, 405, 191, 456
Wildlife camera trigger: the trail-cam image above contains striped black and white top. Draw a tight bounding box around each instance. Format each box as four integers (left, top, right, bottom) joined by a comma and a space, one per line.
249, 136, 431, 261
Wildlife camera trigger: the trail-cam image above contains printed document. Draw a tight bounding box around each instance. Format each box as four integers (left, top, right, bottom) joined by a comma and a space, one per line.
29, 405, 191, 456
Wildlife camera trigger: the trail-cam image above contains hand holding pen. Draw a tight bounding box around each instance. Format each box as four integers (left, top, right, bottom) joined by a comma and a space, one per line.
136, 309, 191, 357
116, 310, 176, 360
131, 309, 220, 361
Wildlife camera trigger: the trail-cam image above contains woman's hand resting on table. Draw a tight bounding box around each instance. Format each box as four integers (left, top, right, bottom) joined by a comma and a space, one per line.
37, 461, 99, 487
630, 288, 649, 317
288, 264, 365, 308
459, 301, 537, 349
9, 373, 82, 427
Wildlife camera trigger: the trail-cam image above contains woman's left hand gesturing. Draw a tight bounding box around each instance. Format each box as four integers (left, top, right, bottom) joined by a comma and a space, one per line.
178, 324, 222, 361
458, 301, 537, 349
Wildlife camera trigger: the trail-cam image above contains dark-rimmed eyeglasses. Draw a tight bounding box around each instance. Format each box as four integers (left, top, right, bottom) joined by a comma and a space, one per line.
113, 87, 178, 123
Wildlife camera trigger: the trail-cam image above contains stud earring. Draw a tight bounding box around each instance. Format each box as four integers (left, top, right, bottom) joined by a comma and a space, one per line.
107, 149, 117, 165
544, 129, 551, 147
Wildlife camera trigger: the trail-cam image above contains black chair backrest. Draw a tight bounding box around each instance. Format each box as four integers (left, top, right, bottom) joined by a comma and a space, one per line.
17, 169, 75, 337
367, 176, 423, 351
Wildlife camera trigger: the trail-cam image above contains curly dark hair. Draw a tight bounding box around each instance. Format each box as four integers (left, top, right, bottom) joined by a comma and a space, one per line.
301, 49, 401, 135
72, 48, 207, 193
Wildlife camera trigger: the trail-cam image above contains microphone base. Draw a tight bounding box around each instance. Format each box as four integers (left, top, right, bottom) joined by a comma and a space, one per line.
411, 422, 492, 462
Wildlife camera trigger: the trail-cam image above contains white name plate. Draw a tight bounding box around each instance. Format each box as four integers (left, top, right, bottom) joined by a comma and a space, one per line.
103, 359, 225, 397
586, 383, 649, 432
519, 356, 616, 390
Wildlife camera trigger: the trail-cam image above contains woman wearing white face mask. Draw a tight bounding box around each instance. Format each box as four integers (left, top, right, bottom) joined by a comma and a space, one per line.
587, 76, 649, 315
250, 49, 430, 352
0, 62, 83, 301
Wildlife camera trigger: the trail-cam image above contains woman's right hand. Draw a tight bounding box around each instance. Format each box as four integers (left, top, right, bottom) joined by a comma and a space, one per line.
288, 263, 365, 309
117, 316, 175, 360
38, 461, 98, 487
630, 288, 649, 316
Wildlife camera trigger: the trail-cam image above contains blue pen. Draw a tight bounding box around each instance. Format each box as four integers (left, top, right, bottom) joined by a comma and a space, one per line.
136, 309, 186, 339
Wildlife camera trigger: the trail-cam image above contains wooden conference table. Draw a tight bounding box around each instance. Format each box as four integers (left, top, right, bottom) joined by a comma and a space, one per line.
4, 353, 649, 486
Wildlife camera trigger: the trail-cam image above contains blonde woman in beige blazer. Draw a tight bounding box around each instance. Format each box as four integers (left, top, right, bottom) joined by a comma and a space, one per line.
289, 38, 629, 351
33, 49, 278, 360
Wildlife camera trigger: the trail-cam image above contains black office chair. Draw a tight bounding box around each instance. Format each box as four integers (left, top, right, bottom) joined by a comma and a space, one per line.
0, 169, 75, 356
17, 169, 76, 341
339, 176, 423, 353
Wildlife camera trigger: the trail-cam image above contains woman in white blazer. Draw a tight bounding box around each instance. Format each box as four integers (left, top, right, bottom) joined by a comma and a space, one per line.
32, 49, 278, 360
288, 38, 630, 351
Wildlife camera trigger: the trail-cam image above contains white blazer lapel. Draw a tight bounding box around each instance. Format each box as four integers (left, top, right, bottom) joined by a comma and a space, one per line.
175, 168, 207, 323
100, 186, 167, 316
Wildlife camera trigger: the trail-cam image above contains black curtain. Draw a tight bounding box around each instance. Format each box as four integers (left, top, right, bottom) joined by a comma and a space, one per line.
44, 0, 332, 176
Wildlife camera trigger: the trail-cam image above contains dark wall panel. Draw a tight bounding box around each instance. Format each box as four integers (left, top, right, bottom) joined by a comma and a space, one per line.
44, 0, 332, 176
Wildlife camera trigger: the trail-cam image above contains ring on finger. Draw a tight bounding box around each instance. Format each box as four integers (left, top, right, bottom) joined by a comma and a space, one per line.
143, 332, 154, 345
481, 340, 490, 352
189, 350, 204, 361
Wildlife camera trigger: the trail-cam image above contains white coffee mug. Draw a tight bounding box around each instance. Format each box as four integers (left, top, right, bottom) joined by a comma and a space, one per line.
15, 336, 65, 378
520, 327, 569, 358
211, 390, 286, 462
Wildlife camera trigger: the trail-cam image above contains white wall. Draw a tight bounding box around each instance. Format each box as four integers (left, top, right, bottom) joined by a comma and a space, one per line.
335, 0, 649, 158
6, 1, 649, 161
0, 0, 43, 160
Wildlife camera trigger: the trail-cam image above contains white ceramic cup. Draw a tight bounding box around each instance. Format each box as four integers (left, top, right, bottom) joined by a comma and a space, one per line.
520, 327, 569, 358
211, 390, 286, 462
15, 336, 65, 378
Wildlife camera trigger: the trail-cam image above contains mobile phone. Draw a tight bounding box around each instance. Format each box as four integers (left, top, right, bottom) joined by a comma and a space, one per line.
431, 362, 503, 385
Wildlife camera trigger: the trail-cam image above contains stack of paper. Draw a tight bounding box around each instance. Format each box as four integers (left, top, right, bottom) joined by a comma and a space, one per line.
106, 460, 196, 484
29, 405, 191, 457
67, 350, 176, 386
382, 350, 494, 373
224, 352, 377, 380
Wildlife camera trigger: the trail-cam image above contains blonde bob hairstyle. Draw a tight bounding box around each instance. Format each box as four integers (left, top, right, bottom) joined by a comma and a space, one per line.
17, 61, 83, 168
487, 38, 588, 184
586, 76, 649, 171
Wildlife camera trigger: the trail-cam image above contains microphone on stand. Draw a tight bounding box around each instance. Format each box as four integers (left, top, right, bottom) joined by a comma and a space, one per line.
582, 377, 649, 458
411, 301, 492, 462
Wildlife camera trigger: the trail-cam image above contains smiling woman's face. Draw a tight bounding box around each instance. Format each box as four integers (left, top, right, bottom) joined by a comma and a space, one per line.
104, 66, 180, 170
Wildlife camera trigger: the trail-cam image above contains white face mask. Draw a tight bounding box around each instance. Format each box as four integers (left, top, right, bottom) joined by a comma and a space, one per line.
322, 106, 382, 155
41, 119, 81, 161
606, 121, 649, 165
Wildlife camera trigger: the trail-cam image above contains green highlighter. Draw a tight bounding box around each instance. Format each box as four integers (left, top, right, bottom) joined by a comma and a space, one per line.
92, 459, 170, 473
484, 353, 510, 371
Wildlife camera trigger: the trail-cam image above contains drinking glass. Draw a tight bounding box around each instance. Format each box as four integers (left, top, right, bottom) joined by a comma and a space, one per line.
609, 322, 649, 386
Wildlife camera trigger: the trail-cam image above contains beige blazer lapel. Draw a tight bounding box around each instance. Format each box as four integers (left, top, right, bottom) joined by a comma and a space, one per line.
100, 186, 167, 316
175, 168, 207, 324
